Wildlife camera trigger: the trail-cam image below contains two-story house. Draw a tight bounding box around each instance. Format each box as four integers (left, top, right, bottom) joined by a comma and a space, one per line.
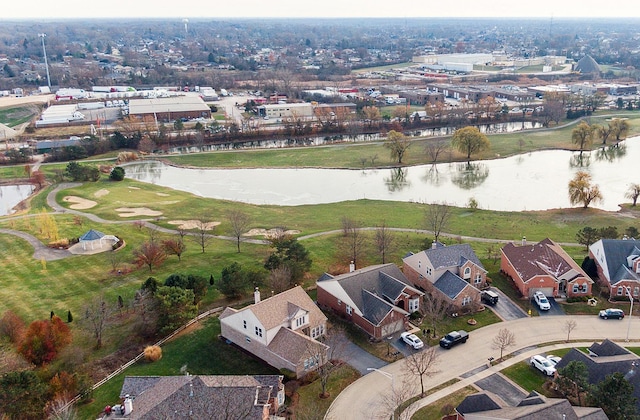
501, 238, 593, 298
316, 263, 424, 340
219, 286, 328, 378
402, 243, 486, 309
589, 238, 640, 299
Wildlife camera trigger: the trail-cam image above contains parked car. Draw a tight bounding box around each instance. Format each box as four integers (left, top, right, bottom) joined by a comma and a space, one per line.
481, 290, 499, 305
599, 308, 625, 319
439, 330, 469, 349
546, 355, 561, 366
530, 355, 556, 376
533, 291, 551, 311
400, 332, 424, 349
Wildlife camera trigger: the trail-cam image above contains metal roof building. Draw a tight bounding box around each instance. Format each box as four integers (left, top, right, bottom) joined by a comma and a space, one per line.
128, 95, 211, 122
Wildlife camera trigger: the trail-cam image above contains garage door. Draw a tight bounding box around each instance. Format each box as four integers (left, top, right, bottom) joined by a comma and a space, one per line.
529, 287, 554, 298
381, 319, 403, 337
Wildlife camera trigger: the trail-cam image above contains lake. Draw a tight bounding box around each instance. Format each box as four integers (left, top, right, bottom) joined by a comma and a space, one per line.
124, 137, 640, 212
0, 184, 35, 216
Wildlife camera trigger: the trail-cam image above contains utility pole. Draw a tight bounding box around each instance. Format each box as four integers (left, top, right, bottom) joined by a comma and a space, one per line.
38, 33, 51, 88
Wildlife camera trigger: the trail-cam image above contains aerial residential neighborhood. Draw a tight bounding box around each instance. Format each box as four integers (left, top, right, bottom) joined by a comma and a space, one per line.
2, 11, 640, 420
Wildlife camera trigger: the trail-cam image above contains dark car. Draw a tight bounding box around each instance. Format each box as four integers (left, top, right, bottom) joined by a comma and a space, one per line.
481, 290, 499, 305
599, 308, 625, 319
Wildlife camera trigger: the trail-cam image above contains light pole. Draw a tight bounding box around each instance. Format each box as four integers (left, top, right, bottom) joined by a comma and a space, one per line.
367, 367, 394, 388
38, 33, 51, 88
625, 286, 634, 342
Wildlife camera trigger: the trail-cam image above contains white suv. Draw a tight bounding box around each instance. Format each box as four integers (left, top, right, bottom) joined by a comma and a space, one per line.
400, 332, 424, 349
530, 355, 556, 376
533, 291, 551, 311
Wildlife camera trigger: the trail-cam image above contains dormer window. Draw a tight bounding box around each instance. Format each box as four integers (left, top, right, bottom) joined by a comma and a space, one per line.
294, 315, 308, 328
463, 267, 471, 279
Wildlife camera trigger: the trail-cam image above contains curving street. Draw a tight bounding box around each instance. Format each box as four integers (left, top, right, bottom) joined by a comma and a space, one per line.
327, 315, 640, 419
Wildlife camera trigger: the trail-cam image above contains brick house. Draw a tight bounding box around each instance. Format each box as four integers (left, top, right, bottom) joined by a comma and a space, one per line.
115, 374, 285, 419
501, 238, 593, 298
402, 243, 486, 309
316, 264, 424, 340
589, 238, 640, 299
219, 286, 328, 379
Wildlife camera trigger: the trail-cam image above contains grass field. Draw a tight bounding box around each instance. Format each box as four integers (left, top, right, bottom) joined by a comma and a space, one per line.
411, 385, 477, 419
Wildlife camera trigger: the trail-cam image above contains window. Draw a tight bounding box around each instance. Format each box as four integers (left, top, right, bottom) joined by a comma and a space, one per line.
346, 305, 352, 316
573, 284, 579, 293
409, 298, 419, 313
295, 316, 306, 328
304, 356, 318, 370
618, 286, 624, 296
635, 287, 639, 297
255, 326, 263, 337
311, 325, 325, 339
426, 267, 432, 276
337, 299, 342, 306
243, 320, 247, 329
463, 267, 471, 279
462, 296, 471, 306
474, 273, 482, 285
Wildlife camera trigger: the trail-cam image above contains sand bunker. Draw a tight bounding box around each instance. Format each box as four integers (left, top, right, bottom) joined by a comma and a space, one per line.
168, 220, 220, 230
116, 207, 163, 217
94, 189, 110, 198
156, 192, 170, 197
244, 228, 301, 238
63, 196, 97, 210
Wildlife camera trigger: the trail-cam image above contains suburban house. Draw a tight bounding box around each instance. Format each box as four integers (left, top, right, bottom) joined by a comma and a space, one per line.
453, 390, 607, 419
316, 263, 424, 340
589, 238, 640, 298
555, 339, 640, 413
109, 374, 285, 419
500, 238, 593, 298
219, 286, 328, 379
402, 243, 486, 309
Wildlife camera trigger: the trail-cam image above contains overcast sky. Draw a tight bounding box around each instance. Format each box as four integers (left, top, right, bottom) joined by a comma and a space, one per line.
2, 0, 640, 19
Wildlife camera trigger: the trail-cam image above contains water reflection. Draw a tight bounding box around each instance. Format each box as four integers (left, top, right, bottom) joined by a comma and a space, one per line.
384, 167, 411, 192
0, 184, 35, 216
595, 144, 627, 162
569, 152, 592, 168
123, 136, 640, 211
450, 162, 490, 190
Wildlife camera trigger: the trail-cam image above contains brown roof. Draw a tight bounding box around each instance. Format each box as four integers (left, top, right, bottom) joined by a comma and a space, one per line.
247, 286, 327, 331
501, 238, 591, 283
267, 327, 329, 364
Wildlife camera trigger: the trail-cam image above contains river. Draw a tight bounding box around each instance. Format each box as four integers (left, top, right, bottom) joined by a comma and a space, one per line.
122, 136, 640, 212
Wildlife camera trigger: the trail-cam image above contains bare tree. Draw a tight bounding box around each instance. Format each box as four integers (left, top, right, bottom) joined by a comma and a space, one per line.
107, 251, 123, 273
491, 328, 516, 361
424, 138, 449, 163
485, 243, 502, 266
313, 325, 351, 398
268, 265, 292, 294
227, 210, 251, 253
341, 216, 366, 269
422, 292, 450, 338
405, 346, 440, 397
425, 202, 452, 243
82, 296, 114, 349
374, 221, 395, 264
191, 216, 215, 253
563, 319, 577, 342
625, 183, 640, 207
375, 377, 414, 420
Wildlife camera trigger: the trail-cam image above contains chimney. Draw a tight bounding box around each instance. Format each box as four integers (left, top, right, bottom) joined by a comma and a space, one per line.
349, 261, 355, 272
432, 240, 437, 249
123, 395, 133, 415
254, 287, 261, 304
521, 236, 526, 246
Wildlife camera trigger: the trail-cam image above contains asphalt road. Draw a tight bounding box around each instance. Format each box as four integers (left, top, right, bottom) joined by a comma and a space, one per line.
485, 287, 528, 321
326, 315, 640, 419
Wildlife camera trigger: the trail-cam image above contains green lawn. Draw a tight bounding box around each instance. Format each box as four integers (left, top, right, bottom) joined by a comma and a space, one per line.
501, 361, 549, 394
77, 316, 279, 418
294, 364, 361, 418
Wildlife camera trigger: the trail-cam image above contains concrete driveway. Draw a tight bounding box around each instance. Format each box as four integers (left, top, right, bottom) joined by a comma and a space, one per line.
533, 297, 566, 316
342, 337, 388, 376
475, 373, 527, 406
485, 287, 528, 321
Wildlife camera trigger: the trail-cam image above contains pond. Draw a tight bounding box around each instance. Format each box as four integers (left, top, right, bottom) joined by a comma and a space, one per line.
0, 184, 35, 216
124, 137, 640, 212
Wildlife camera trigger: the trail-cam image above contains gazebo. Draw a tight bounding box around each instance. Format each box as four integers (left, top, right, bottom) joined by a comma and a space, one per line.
78, 229, 118, 251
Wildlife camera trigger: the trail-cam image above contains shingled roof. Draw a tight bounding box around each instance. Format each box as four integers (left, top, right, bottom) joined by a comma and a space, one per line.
594, 239, 640, 285
501, 238, 589, 283
245, 285, 326, 331
118, 375, 283, 419
433, 271, 469, 299
317, 264, 422, 325
418, 244, 485, 271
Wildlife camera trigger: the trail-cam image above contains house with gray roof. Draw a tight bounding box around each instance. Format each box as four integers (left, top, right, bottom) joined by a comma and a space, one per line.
109, 374, 284, 419
403, 243, 485, 309
589, 238, 640, 298
555, 339, 640, 414
316, 264, 424, 340
455, 390, 607, 419
219, 286, 328, 379
501, 238, 593, 298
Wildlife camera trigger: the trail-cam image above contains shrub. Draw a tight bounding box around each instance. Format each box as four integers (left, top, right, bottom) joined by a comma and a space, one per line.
116, 151, 139, 163
110, 166, 125, 181
144, 345, 163, 362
